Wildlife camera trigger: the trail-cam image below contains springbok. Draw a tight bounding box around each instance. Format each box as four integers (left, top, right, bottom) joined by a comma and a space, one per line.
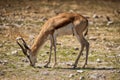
16, 13, 89, 68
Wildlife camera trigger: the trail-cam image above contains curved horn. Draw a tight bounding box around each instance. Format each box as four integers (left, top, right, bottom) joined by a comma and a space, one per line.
20, 38, 30, 50
16, 37, 30, 59
16, 37, 34, 66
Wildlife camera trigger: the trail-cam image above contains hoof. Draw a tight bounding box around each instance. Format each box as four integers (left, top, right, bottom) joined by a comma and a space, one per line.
72, 64, 77, 69
52, 63, 57, 68
30, 64, 35, 67
82, 64, 86, 68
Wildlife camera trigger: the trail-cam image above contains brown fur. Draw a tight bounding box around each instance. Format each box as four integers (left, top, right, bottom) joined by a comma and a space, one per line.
31, 13, 88, 56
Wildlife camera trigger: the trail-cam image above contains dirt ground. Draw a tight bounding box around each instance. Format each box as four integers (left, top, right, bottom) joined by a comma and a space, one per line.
0, 0, 120, 80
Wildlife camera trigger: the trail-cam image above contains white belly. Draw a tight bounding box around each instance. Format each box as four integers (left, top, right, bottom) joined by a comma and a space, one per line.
47, 23, 74, 40
54, 23, 74, 36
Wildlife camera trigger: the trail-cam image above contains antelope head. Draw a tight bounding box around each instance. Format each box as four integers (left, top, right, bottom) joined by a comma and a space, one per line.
16, 37, 36, 67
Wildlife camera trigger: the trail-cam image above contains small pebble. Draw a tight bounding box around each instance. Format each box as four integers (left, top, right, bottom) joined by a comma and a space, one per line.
0, 44, 3, 47
107, 21, 113, 26
117, 70, 120, 73
22, 58, 29, 63
45, 51, 49, 54
0, 71, 5, 76
42, 72, 49, 75
96, 58, 102, 63
117, 46, 120, 50
66, 62, 73, 66
89, 36, 97, 41
74, 47, 79, 50
72, 52, 76, 54
56, 42, 62, 45
89, 21, 94, 25
93, 14, 99, 18
79, 76, 85, 80
77, 70, 84, 73
26, 6, 31, 9
0, 60, 8, 65
11, 50, 18, 55
41, 54, 47, 57
69, 74, 74, 78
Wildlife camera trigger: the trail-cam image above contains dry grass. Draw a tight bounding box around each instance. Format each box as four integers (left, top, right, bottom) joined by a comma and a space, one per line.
0, 0, 120, 80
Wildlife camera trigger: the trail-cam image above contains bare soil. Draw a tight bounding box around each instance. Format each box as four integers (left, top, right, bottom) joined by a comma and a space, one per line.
0, 0, 120, 80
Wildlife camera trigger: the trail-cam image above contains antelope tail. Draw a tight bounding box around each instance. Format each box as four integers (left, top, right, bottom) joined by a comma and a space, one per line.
84, 28, 88, 36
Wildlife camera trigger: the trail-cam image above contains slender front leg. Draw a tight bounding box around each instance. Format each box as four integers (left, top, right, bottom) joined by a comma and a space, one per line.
44, 35, 53, 68
52, 34, 57, 68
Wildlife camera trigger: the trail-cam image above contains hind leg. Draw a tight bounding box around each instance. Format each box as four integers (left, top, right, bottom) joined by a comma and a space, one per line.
73, 34, 85, 68
82, 37, 89, 68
